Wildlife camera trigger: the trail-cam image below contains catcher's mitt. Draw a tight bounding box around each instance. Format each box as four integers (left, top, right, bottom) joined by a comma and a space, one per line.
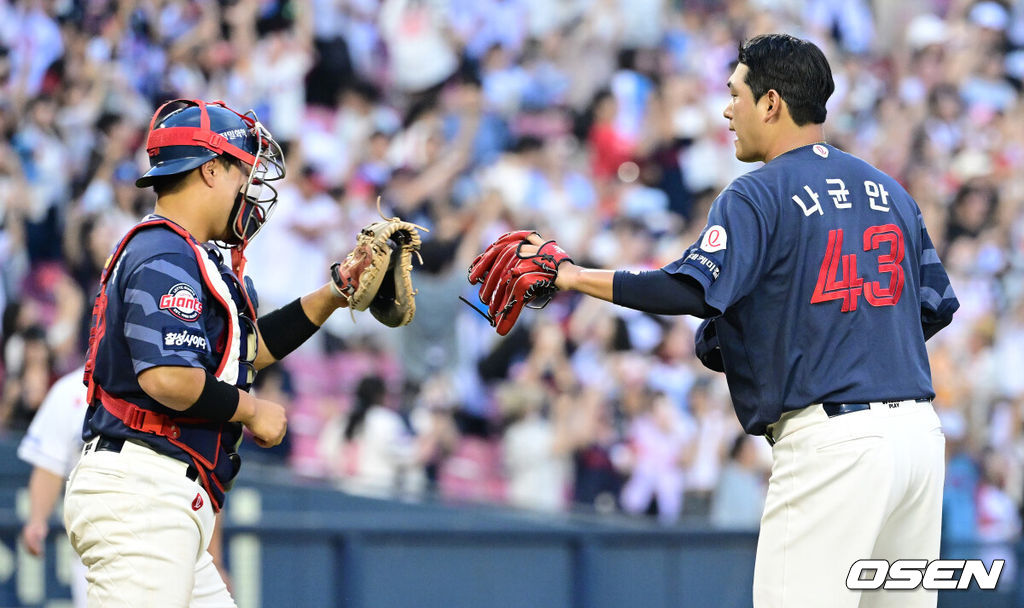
464, 232, 572, 336
331, 203, 425, 327
369, 225, 422, 327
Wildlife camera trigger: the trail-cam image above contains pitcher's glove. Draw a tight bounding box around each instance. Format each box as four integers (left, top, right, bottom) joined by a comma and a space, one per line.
331, 216, 425, 327
464, 231, 572, 336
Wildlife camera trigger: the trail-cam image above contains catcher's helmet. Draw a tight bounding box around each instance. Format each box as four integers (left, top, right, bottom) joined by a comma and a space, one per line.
136, 99, 286, 245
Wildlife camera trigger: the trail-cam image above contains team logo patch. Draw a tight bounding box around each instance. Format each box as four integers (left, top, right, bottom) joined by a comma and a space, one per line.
162, 327, 208, 353
159, 283, 203, 321
813, 144, 829, 158
192, 492, 204, 511
700, 226, 727, 253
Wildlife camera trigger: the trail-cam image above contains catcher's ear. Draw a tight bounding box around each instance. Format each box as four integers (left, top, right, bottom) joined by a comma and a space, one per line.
198, 158, 220, 187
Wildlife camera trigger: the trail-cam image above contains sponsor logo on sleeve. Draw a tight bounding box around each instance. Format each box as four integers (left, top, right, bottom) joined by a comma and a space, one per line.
159, 283, 203, 321
683, 250, 722, 282
700, 225, 727, 253
162, 327, 208, 353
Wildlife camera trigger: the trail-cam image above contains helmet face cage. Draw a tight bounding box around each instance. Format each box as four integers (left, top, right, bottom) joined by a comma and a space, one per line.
229, 111, 286, 245
139, 98, 286, 247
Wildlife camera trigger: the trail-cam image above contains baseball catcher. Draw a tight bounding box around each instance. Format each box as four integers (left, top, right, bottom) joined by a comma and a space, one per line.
66, 97, 367, 607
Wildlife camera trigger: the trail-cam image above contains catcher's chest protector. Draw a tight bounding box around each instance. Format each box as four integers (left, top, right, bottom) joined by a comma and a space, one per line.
83, 218, 252, 511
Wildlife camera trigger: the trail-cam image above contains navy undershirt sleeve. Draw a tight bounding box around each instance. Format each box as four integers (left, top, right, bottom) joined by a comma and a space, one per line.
612, 270, 719, 318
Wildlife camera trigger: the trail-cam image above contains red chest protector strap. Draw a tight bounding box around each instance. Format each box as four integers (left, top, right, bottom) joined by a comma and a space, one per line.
94, 384, 184, 439
93, 383, 227, 508
94, 381, 228, 509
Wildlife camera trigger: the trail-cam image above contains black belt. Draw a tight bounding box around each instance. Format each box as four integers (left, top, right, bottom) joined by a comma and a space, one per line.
92, 435, 199, 482
94, 435, 125, 453
821, 403, 871, 417
765, 398, 933, 445
822, 398, 932, 418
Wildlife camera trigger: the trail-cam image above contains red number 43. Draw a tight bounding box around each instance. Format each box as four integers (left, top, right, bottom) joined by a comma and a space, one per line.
810, 224, 905, 312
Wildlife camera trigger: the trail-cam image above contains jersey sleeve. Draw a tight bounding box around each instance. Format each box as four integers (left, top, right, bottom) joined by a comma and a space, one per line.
662, 188, 771, 313
918, 214, 959, 340
121, 250, 213, 374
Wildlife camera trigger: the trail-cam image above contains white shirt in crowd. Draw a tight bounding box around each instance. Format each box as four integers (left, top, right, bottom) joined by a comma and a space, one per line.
17, 366, 89, 608
18, 367, 88, 478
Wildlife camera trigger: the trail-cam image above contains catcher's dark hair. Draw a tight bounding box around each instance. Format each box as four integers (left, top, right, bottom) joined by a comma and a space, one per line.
150, 172, 187, 197
737, 34, 834, 126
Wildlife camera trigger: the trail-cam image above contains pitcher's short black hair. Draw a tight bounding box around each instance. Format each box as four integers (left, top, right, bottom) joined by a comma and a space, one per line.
738, 34, 835, 126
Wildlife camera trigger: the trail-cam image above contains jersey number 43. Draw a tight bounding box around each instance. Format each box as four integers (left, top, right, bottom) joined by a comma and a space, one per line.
810, 224, 904, 312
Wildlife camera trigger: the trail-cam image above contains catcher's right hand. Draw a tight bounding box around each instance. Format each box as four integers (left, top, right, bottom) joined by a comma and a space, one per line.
465, 231, 572, 336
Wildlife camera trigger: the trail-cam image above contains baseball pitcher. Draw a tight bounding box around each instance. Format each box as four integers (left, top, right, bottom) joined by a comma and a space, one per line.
468, 34, 959, 607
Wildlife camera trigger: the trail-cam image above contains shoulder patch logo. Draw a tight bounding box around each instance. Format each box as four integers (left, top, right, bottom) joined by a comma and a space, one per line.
700, 225, 727, 253
192, 492, 204, 511
159, 283, 203, 322
813, 144, 829, 158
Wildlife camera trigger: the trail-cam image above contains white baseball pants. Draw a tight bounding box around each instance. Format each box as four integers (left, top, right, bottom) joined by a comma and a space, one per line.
753, 399, 945, 608
64, 438, 236, 608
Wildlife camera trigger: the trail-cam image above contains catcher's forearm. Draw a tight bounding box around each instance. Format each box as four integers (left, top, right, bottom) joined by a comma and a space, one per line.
555, 264, 615, 302
302, 283, 349, 323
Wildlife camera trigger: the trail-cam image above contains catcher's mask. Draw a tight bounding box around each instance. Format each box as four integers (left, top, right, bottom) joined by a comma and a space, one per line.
136, 99, 286, 246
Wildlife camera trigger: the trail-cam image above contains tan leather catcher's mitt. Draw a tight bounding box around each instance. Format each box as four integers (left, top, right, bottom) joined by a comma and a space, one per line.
331, 208, 426, 327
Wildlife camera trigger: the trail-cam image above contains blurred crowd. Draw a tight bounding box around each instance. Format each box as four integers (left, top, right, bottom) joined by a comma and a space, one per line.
1, 0, 1023, 543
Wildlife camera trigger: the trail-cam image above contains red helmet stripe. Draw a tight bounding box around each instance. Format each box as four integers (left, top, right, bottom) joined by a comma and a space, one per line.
146, 127, 258, 166
145, 98, 262, 165
198, 99, 210, 130
148, 98, 183, 133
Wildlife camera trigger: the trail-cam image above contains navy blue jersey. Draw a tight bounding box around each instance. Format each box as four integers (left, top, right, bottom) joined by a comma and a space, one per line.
664, 144, 958, 435
85, 218, 255, 463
